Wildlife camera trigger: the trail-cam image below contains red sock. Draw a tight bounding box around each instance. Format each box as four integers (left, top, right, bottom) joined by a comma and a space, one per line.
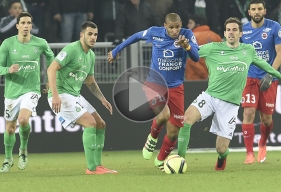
259, 121, 273, 146
150, 119, 164, 139
242, 123, 255, 154
157, 134, 177, 161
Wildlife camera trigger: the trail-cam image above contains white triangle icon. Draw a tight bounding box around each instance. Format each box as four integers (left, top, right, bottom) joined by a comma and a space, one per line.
129, 77, 159, 112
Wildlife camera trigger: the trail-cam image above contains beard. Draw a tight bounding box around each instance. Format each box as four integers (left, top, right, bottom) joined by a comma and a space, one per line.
251, 15, 264, 24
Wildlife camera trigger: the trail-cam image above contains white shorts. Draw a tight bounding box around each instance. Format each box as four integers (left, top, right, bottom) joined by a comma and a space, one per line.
191, 92, 239, 140
48, 93, 96, 128
4, 92, 41, 121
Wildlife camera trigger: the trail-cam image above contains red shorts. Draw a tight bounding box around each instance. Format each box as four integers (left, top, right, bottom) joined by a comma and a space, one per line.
241, 77, 278, 115
143, 82, 184, 127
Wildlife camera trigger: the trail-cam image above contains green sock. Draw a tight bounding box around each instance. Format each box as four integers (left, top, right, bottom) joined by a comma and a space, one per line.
217, 148, 229, 160
19, 124, 30, 150
95, 129, 105, 166
83, 127, 97, 171
177, 123, 191, 158
4, 132, 16, 159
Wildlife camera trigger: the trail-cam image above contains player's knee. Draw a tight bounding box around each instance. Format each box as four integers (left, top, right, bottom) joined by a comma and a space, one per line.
216, 146, 228, 154
260, 116, 272, 127
5, 125, 16, 134
167, 133, 178, 141
184, 108, 198, 125
243, 108, 255, 121
96, 120, 106, 129
17, 117, 29, 127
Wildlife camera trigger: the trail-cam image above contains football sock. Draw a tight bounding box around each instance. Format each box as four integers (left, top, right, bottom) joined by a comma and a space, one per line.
95, 129, 105, 166
19, 124, 30, 150
4, 132, 16, 159
158, 134, 177, 161
83, 127, 97, 171
242, 123, 254, 154
217, 148, 229, 159
177, 123, 191, 158
259, 121, 273, 146
150, 118, 164, 139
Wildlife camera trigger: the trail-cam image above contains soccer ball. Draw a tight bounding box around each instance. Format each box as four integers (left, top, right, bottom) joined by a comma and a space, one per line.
164, 155, 187, 174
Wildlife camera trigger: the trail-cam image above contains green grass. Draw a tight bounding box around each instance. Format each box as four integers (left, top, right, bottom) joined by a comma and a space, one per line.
0, 151, 280, 192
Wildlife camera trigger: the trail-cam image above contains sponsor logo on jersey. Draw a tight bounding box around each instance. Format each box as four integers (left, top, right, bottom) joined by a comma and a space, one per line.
243, 30, 252, 34
18, 64, 36, 72
244, 36, 250, 39
158, 57, 183, 71
266, 103, 274, 107
57, 51, 67, 61
230, 56, 239, 61
278, 29, 281, 38
219, 51, 225, 55
261, 32, 268, 39
21, 55, 29, 59
163, 49, 174, 58
217, 65, 246, 73
263, 28, 271, 32
142, 30, 148, 37
152, 37, 164, 41
69, 70, 87, 81
252, 41, 262, 49
78, 58, 82, 62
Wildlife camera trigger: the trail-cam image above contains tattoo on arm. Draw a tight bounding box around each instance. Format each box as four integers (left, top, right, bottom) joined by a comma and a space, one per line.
87, 81, 105, 101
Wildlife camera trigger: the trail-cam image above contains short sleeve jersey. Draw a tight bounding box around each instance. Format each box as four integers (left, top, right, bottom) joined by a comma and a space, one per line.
199, 42, 280, 105
48, 41, 95, 97
241, 19, 281, 79
0, 35, 54, 99
141, 27, 199, 88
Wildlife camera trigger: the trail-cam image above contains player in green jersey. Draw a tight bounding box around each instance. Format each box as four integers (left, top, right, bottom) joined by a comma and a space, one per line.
0, 12, 54, 172
178, 17, 281, 171
47, 21, 117, 175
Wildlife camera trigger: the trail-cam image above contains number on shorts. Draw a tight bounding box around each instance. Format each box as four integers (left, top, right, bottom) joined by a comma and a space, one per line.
198, 100, 206, 108
5, 109, 10, 118
245, 94, 256, 103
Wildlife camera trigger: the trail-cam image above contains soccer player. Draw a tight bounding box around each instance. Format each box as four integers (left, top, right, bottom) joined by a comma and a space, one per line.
47, 21, 117, 175
108, 13, 199, 171
240, 0, 281, 164
0, 12, 54, 172
182, 17, 281, 171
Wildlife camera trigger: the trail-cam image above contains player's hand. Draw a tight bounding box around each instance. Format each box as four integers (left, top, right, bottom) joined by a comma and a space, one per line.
9, 64, 20, 73
107, 51, 119, 63
259, 73, 273, 92
42, 82, 49, 94
52, 94, 62, 113
175, 35, 190, 49
101, 98, 113, 115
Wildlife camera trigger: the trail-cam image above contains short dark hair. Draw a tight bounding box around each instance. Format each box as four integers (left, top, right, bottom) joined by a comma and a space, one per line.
17, 12, 32, 24
224, 17, 242, 32
9, 0, 22, 9
249, 0, 266, 9
189, 14, 207, 26
81, 21, 97, 31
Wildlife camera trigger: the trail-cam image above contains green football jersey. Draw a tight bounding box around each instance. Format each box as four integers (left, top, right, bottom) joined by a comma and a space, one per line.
48, 41, 95, 97
199, 42, 281, 105
0, 35, 54, 99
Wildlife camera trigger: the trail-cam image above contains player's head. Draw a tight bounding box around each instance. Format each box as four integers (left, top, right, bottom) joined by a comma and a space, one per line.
187, 14, 207, 30
80, 21, 98, 49
16, 12, 33, 37
164, 13, 182, 39
9, 0, 23, 17
248, 0, 266, 24
224, 17, 242, 45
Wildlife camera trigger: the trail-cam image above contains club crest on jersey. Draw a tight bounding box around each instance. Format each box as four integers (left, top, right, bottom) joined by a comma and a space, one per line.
173, 40, 180, 48
33, 46, 39, 54
191, 35, 197, 44
242, 50, 247, 55
261, 33, 267, 39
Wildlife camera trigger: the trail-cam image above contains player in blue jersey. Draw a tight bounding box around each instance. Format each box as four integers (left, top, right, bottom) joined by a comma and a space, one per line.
241, 0, 281, 164
108, 13, 199, 171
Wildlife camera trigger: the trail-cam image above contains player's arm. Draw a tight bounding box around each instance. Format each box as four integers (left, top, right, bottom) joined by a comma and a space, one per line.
177, 31, 200, 62
107, 30, 148, 63
271, 44, 281, 70
0, 40, 19, 75
42, 40, 54, 93
47, 60, 62, 113
85, 75, 113, 114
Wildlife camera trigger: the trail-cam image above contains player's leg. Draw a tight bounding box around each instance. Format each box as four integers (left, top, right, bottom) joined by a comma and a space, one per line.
0, 97, 21, 172
257, 81, 278, 163
142, 82, 169, 159
241, 78, 259, 164
17, 92, 41, 170
0, 120, 17, 172
211, 99, 238, 170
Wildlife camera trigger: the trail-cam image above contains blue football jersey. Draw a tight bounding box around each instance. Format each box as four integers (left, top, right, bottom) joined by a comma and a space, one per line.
141, 27, 199, 88
241, 19, 281, 79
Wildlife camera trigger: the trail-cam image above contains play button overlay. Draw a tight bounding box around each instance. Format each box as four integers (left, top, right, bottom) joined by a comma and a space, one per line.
113, 66, 168, 122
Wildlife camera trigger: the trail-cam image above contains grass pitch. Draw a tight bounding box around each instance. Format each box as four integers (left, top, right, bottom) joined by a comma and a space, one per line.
0, 150, 280, 192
